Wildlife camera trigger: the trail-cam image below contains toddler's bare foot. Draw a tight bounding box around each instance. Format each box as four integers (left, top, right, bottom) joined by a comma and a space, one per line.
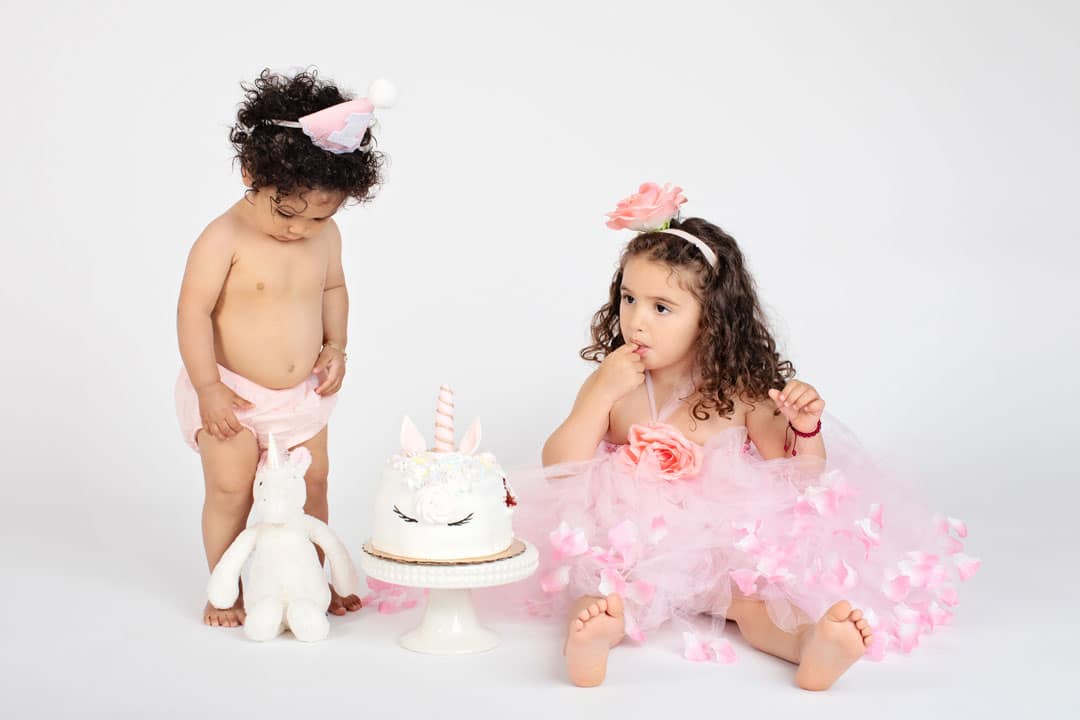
328, 586, 363, 616
795, 600, 873, 691
204, 596, 245, 628
564, 594, 625, 688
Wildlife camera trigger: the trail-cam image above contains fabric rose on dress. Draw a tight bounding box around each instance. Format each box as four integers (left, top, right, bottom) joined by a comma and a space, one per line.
619, 423, 703, 502
605, 182, 687, 231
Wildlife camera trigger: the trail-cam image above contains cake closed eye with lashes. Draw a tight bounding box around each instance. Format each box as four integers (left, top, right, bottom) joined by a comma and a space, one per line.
393, 505, 418, 523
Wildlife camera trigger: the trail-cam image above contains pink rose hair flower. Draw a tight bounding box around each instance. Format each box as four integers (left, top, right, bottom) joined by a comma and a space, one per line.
605, 182, 687, 232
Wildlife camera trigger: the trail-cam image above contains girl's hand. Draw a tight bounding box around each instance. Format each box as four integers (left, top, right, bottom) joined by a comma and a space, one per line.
592, 343, 646, 405
197, 382, 254, 442
768, 380, 825, 433
314, 345, 346, 396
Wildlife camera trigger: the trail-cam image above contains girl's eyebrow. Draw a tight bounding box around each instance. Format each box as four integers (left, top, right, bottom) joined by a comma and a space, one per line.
620, 285, 681, 307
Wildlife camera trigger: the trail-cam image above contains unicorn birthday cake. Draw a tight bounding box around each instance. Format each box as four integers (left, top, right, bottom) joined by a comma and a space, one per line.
370, 385, 518, 562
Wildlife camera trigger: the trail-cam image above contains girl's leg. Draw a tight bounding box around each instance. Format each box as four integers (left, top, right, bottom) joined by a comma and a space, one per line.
726, 595, 874, 691
199, 428, 259, 627
291, 425, 362, 614
564, 594, 625, 688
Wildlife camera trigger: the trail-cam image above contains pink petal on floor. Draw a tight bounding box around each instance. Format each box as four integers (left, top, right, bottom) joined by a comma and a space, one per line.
947, 516, 968, 538
869, 503, 884, 529
683, 632, 712, 662
709, 638, 737, 664
540, 565, 570, 594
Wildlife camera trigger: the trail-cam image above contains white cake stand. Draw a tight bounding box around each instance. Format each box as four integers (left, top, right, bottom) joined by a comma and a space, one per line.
361, 541, 539, 655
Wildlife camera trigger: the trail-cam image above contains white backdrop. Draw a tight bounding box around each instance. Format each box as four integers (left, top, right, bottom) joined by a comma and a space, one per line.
2, 1, 1077, 717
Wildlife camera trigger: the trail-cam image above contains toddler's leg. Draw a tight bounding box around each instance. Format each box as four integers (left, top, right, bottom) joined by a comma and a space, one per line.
564, 594, 625, 688
292, 426, 362, 615
199, 428, 259, 627
726, 595, 873, 691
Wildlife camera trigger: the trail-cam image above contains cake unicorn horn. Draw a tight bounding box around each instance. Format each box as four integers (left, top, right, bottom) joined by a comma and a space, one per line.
434, 384, 455, 452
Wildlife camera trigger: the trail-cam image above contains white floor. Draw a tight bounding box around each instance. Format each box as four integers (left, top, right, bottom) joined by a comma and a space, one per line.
3, 478, 1076, 719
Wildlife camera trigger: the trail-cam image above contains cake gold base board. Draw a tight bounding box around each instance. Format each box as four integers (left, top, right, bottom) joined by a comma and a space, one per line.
360, 540, 539, 655
362, 539, 526, 566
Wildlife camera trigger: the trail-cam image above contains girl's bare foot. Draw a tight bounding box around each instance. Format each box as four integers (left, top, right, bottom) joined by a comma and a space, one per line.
328, 586, 363, 616
564, 594, 625, 687
795, 600, 873, 691
204, 597, 245, 627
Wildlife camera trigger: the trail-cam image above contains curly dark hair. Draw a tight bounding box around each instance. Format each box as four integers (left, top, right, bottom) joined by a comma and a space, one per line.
229, 68, 384, 205
581, 217, 795, 421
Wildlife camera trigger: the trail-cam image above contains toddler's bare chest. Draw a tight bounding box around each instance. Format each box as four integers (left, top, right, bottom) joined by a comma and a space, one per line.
225, 245, 328, 301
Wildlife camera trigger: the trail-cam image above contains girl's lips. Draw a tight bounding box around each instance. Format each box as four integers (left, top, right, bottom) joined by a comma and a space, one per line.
633, 344, 650, 356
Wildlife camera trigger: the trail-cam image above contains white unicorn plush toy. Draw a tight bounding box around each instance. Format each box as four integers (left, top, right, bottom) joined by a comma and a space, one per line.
207, 434, 359, 642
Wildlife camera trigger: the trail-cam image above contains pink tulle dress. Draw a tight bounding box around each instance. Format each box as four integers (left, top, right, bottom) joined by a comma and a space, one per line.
509, 371, 979, 663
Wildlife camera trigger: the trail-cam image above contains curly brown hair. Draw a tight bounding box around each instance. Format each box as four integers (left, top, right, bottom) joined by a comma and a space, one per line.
229, 68, 384, 205
581, 216, 795, 421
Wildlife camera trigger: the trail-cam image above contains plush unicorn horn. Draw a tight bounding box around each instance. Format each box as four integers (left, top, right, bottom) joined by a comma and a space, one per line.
267, 432, 282, 469
434, 384, 455, 453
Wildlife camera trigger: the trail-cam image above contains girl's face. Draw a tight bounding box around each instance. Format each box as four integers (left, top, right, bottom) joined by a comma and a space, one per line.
245, 179, 345, 243
618, 256, 703, 371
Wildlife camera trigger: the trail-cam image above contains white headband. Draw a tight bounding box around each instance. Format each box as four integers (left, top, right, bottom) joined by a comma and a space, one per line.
660, 228, 718, 268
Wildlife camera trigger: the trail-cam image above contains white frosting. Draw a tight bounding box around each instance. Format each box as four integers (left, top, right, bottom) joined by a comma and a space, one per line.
371, 450, 516, 561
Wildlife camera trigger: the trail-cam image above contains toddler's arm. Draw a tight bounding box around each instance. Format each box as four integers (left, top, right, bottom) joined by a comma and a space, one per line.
543, 344, 646, 465
177, 225, 253, 439
315, 223, 348, 396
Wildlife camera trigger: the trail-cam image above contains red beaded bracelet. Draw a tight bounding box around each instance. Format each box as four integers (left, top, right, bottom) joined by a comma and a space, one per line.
784, 419, 822, 456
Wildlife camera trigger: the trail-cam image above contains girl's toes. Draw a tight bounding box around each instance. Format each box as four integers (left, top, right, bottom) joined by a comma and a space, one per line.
587, 603, 601, 618
572, 619, 584, 631
578, 610, 591, 623
849, 609, 863, 622
855, 619, 867, 630
596, 599, 608, 614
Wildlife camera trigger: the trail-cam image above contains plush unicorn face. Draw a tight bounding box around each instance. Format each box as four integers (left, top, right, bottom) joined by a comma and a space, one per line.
253, 441, 311, 525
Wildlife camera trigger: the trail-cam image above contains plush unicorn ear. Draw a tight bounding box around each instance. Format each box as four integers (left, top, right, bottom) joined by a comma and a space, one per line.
400, 416, 427, 455
458, 418, 482, 455
287, 446, 312, 475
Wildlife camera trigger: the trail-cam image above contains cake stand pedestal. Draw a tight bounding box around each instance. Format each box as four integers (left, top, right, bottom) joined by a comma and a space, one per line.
361, 541, 538, 655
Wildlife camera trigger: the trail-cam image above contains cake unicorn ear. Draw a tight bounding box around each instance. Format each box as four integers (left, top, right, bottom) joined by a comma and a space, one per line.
434, 384, 455, 453
400, 416, 427, 455
458, 418, 482, 455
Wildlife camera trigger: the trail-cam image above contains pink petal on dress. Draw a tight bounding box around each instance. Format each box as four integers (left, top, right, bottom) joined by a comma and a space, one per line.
939, 585, 960, 607
955, 553, 981, 581
598, 568, 627, 597
947, 516, 968, 538
549, 521, 589, 559
629, 579, 656, 605
882, 573, 912, 603
729, 568, 760, 596
869, 503, 884, 528
624, 611, 646, 642
649, 515, 669, 545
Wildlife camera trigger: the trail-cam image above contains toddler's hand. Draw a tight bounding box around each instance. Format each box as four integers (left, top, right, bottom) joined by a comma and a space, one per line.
593, 342, 646, 405
768, 380, 825, 433
314, 345, 346, 396
196, 382, 254, 442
